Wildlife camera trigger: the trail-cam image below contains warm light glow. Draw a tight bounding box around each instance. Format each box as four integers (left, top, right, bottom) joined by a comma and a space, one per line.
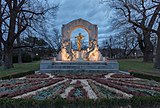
59, 48, 102, 61
61, 48, 70, 61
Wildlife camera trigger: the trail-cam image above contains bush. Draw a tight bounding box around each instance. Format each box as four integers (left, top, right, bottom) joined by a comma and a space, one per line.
130, 72, 160, 82
1, 96, 160, 108
130, 96, 160, 108
0, 71, 35, 80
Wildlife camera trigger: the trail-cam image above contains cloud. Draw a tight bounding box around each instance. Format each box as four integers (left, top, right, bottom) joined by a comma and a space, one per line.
53, 0, 113, 45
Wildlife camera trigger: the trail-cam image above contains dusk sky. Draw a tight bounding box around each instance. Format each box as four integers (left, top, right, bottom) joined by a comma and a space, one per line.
52, 0, 115, 45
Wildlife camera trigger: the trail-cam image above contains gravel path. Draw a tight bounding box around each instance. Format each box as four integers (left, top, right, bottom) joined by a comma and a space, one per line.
60, 80, 76, 98
80, 79, 97, 99
105, 73, 115, 79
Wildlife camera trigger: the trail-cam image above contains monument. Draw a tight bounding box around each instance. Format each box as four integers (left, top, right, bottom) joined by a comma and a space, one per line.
40, 18, 119, 73
56, 18, 103, 62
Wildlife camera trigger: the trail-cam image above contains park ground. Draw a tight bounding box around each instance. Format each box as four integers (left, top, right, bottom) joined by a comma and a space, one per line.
0, 59, 160, 78
0, 61, 40, 78
0, 59, 160, 108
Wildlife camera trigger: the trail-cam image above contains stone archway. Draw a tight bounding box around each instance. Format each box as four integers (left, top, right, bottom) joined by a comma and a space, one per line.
57, 18, 102, 61
62, 18, 98, 47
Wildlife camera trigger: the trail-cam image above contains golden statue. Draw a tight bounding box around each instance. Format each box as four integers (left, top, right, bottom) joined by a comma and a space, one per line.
75, 33, 84, 51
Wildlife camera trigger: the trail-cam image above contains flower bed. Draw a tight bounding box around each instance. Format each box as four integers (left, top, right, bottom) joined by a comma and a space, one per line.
55, 74, 106, 79
107, 79, 160, 92
88, 80, 124, 99
29, 80, 71, 100
110, 73, 134, 78
67, 80, 88, 100
1, 73, 160, 100
0, 78, 64, 98
107, 78, 160, 96
94, 78, 145, 96
26, 73, 49, 78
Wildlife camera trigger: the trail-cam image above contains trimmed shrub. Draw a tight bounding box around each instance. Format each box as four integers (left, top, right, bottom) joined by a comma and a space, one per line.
0, 71, 35, 80
130, 72, 160, 82
0, 96, 160, 108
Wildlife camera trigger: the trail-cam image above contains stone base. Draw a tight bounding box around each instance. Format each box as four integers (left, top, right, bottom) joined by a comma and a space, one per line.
77, 58, 84, 61
40, 60, 119, 73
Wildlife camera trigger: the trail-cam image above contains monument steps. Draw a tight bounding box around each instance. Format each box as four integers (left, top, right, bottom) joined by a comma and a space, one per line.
40, 60, 119, 73
40, 69, 119, 73
50, 65, 115, 69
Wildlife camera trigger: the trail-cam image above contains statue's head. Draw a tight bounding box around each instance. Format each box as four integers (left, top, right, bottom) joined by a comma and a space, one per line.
79, 33, 81, 36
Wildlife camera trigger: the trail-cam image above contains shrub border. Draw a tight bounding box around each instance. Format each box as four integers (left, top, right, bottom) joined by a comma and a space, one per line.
0, 96, 160, 108
130, 72, 160, 82
0, 71, 35, 80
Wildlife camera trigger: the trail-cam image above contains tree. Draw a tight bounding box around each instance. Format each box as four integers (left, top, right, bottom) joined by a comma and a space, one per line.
0, 0, 58, 69
16, 17, 22, 64
105, 36, 115, 58
116, 28, 138, 58
103, 28, 138, 59
0, 41, 2, 66
35, 12, 62, 54
0, 0, 2, 66
53, 29, 62, 53
103, 0, 159, 62
23, 36, 53, 58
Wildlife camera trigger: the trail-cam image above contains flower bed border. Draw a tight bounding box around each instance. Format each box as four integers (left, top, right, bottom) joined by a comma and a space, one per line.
0, 71, 35, 80
1, 96, 160, 108
130, 72, 160, 82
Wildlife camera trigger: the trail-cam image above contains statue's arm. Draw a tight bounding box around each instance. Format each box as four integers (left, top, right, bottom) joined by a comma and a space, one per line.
75, 36, 78, 38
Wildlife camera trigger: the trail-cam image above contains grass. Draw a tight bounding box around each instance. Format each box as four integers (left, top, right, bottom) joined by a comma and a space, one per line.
118, 58, 160, 77
0, 61, 40, 77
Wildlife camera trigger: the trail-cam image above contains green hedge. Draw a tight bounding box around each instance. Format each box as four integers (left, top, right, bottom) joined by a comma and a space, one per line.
130, 72, 160, 82
0, 71, 35, 80
0, 96, 160, 108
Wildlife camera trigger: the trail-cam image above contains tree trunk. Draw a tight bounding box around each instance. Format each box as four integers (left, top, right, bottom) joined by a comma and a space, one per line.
154, 36, 160, 69
17, 16, 22, 64
143, 32, 154, 62
137, 37, 153, 62
143, 38, 154, 62
143, 50, 153, 62
143, 44, 153, 62
4, 45, 14, 69
134, 29, 153, 62
0, 42, 2, 66
17, 48, 22, 63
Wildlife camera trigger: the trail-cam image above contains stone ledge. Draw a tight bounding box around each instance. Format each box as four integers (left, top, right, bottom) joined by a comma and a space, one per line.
40, 60, 119, 73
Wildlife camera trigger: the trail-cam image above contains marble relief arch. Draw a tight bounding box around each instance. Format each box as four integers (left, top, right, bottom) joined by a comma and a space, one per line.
57, 18, 102, 61
62, 18, 98, 47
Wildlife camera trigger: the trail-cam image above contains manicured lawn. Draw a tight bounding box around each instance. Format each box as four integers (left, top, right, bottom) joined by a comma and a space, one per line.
0, 61, 40, 77
118, 59, 160, 76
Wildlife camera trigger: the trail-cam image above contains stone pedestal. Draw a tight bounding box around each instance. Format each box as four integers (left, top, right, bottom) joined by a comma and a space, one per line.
77, 51, 84, 61
40, 60, 119, 73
